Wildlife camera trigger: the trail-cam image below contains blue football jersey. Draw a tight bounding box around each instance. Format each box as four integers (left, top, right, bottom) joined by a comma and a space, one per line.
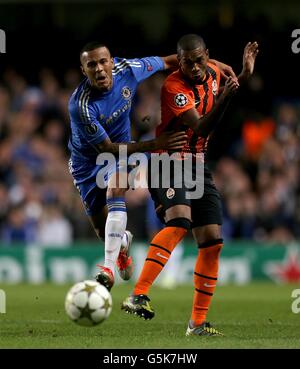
68, 56, 164, 183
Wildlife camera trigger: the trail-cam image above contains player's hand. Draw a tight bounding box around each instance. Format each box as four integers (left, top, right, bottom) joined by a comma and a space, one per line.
155, 131, 188, 150
223, 76, 239, 97
242, 41, 259, 76
210, 59, 238, 84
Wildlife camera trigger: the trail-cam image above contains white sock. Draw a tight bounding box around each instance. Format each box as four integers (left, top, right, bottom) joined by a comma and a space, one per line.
104, 199, 127, 276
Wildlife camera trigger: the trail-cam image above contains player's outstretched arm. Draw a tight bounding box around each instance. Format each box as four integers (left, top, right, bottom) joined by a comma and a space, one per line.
161, 55, 178, 70
95, 131, 187, 155
178, 77, 239, 138
209, 59, 238, 82
238, 41, 259, 84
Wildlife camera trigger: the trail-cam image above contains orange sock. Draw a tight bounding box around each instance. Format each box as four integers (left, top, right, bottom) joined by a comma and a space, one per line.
191, 240, 223, 326
133, 226, 187, 296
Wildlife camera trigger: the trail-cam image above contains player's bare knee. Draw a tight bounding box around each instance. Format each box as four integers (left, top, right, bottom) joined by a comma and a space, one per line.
165, 205, 191, 223
193, 225, 222, 245
107, 187, 127, 199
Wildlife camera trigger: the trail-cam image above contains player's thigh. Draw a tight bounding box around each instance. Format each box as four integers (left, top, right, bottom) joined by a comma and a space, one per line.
107, 171, 129, 197
165, 204, 191, 222
191, 185, 223, 243
106, 160, 132, 198
149, 186, 192, 224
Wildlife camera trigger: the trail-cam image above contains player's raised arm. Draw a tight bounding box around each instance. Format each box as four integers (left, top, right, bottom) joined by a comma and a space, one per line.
161, 54, 178, 70
95, 131, 188, 155
208, 59, 238, 82
237, 41, 259, 84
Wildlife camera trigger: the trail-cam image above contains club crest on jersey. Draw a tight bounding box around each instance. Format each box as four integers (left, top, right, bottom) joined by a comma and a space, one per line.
212, 79, 218, 95
122, 86, 132, 99
174, 93, 188, 107
85, 123, 98, 135
166, 188, 175, 199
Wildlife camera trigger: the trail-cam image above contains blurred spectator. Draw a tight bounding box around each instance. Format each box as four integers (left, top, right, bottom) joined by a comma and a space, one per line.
242, 116, 275, 162
0, 184, 10, 222
222, 191, 257, 240
37, 203, 73, 247
275, 103, 300, 143
1, 205, 37, 246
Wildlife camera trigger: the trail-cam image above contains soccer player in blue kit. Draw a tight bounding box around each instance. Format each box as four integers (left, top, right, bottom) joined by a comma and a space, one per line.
68, 41, 237, 291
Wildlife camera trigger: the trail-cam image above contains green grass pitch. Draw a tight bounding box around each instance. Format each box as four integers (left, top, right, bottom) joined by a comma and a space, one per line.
0, 282, 299, 348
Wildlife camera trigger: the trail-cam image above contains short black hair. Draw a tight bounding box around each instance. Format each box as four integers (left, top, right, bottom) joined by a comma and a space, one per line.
177, 34, 206, 55
80, 41, 110, 62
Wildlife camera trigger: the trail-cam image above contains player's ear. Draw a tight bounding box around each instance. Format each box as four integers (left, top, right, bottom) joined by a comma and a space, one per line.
111, 57, 115, 68
206, 49, 209, 59
80, 65, 86, 77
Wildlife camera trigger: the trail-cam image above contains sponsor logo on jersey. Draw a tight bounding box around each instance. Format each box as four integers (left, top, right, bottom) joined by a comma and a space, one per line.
174, 93, 188, 107
105, 100, 132, 126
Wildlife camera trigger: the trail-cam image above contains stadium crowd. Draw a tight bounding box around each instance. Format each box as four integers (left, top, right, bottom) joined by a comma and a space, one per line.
0, 67, 299, 246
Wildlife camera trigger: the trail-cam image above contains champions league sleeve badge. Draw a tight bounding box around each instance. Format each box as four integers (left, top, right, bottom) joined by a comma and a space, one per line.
174, 93, 188, 107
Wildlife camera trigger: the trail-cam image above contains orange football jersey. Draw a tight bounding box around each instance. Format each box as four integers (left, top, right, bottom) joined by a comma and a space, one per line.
157, 62, 221, 155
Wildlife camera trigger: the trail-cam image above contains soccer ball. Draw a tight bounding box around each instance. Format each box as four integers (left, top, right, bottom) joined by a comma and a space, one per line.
65, 280, 112, 327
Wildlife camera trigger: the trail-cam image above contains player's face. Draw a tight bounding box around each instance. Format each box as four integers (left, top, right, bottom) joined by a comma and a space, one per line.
81, 47, 114, 92
178, 47, 209, 82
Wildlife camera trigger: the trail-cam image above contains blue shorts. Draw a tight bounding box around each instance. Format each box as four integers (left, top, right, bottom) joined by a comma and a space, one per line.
75, 179, 107, 216
69, 158, 132, 216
